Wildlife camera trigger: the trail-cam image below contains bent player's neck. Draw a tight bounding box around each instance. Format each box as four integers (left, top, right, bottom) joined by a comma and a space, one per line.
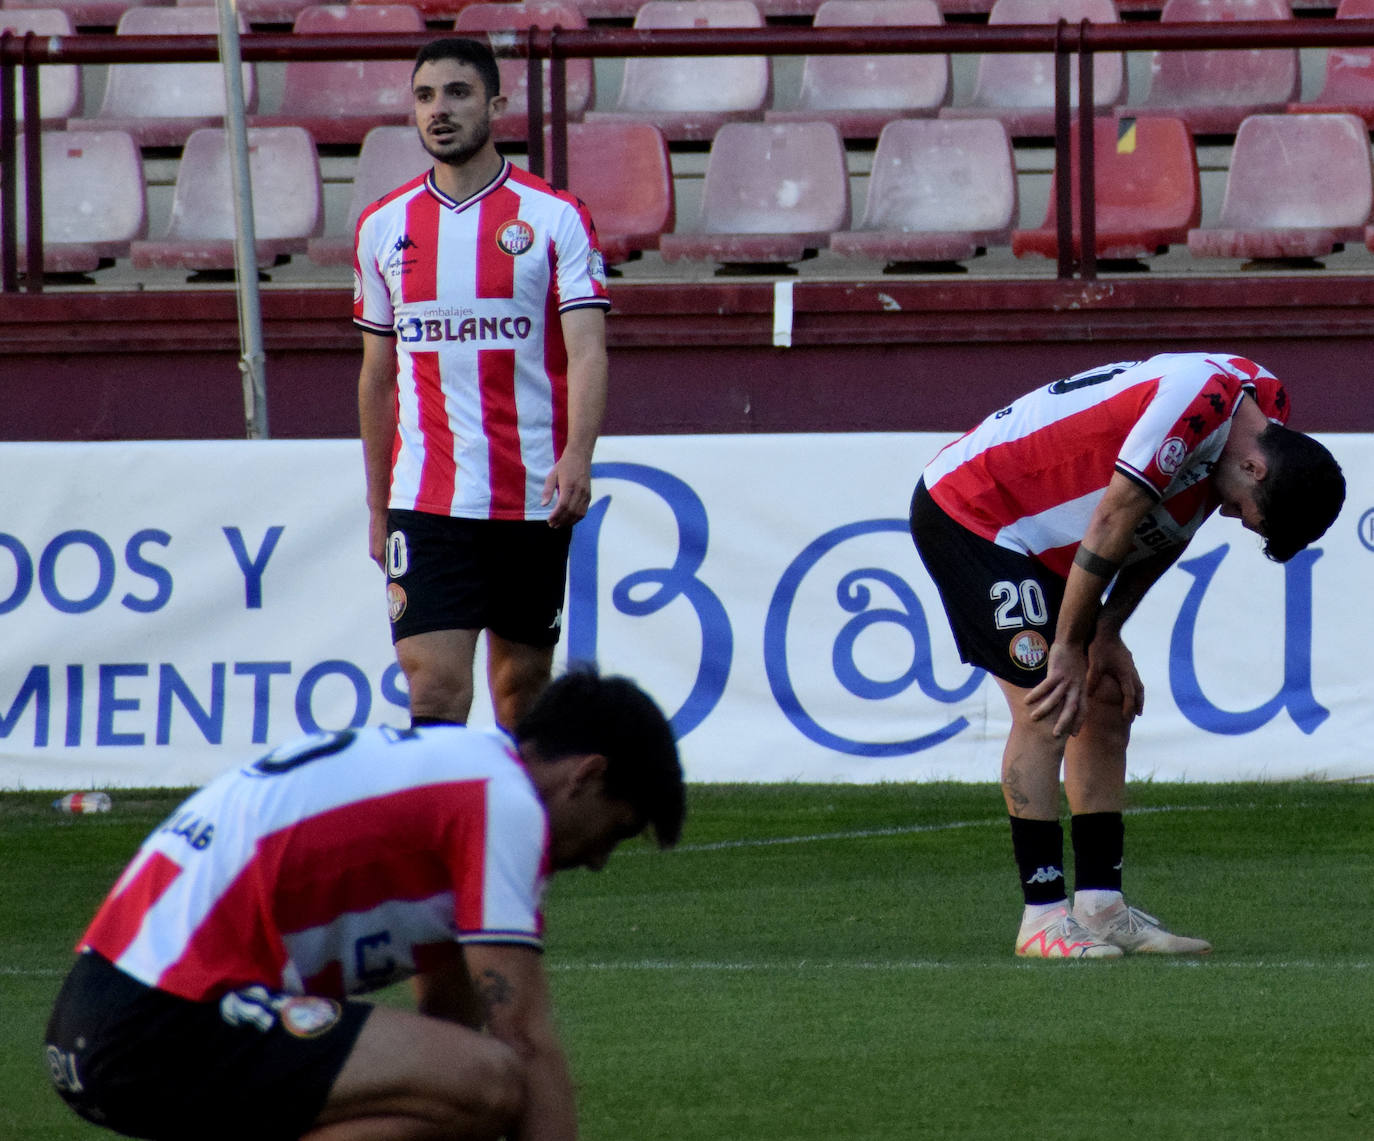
431, 146, 505, 204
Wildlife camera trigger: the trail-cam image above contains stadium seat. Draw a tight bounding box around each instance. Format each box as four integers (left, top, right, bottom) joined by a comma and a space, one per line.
307, 124, 430, 267
764, 0, 948, 139
583, 0, 770, 143
130, 126, 322, 274
658, 121, 849, 271
0, 9, 80, 125
0, 0, 147, 31
1118, 0, 1299, 135
1288, 0, 1374, 123
66, 6, 257, 147
1012, 115, 1200, 265
452, 1, 594, 141
2, 129, 146, 274
350, 0, 469, 21
829, 118, 1016, 270
553, 121, 674, 267
1187, 113, 1373, 264
175, 0, 317, 26
937, 0, 1124, 137
247, 5, 423, 144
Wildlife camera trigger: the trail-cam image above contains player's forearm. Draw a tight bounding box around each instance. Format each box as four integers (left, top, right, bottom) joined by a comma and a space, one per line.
358, 372, 397, 511
563, 355, 606, 465
1098, 548, 1182, 637
508, 1037, 580, 1141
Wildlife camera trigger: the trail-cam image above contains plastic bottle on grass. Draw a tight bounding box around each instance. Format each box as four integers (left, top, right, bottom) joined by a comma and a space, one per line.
53, 792, 112, 814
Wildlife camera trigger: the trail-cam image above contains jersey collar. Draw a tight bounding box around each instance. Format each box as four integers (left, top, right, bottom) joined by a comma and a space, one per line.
424, 158, 511, 214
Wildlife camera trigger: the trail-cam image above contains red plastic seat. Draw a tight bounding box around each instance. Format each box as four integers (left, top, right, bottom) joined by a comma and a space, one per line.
3, 129, 146, 274
1288, 0, 1374, 123
0, 0, 153, 30
351, 0, 472, 20
764, 0, 948, 139
1013, 115, 1200, 263
937, 0, 1124, 137
131, 126, 322, 273
66, 6, 257, 147
583, 0, 769, 143
1187, 113, 1372, 262
829, 118, 1016, 267
554, 121, 674, 266
247, 5, 423, 144
307, 125, 431, 267
658, 121, 849, 269
175, 0, 317, 26
453, 1, 594, 141
0, 9, 80, 124
1119, 0, 1299, 134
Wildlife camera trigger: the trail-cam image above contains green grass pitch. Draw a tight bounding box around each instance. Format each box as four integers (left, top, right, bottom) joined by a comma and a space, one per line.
4, 781, 1373, 1140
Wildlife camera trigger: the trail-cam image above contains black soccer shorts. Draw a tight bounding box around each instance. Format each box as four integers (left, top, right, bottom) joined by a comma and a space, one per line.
909, 479, 1067, 688
384, 509, 573, 647
45, 952, 370, 1141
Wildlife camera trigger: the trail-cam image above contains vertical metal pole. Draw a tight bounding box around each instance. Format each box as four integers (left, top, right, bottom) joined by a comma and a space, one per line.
1052, 21, 1075, 279
1077, 20, 1097, 281
22, 35, 44, 292
215, 0, 269, 439
549, 30, 567, 189
1, 34, 18, 294
526, 25, 544, 178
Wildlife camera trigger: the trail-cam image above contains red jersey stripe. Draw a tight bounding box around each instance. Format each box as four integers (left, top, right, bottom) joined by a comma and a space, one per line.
401, 190, 440, 304
413, 350, 456, 513
79, 851, 183, 960
479, 349, 525, 517
476, 187, 520, 300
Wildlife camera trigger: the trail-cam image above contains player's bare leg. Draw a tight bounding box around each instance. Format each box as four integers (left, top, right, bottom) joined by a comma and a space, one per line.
303, 1005, 522, 1141
994, 676, 1065, 820
395, 629, 482, 724
1062, 673, 1131, 816
487, 634, 556, 731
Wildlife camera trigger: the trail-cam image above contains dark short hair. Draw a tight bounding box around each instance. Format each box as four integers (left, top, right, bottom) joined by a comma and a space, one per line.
1255, 423, 1346, 562
412, 36, 501, 99
516, 665, 686, 848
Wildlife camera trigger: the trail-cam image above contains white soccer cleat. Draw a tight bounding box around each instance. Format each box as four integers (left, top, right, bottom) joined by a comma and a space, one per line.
1073, 899, 1212, 955
1015, 905, 1123, 959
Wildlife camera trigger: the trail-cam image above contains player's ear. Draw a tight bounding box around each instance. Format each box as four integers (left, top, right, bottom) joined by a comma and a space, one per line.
569, 753, 608, 795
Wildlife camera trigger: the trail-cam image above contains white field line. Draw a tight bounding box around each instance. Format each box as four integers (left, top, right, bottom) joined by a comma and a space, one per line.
659, 802, 1225, 855
551, 958, 1373, 973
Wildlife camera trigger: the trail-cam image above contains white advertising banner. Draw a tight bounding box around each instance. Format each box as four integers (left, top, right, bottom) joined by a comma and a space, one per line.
1, 434, 1370, 789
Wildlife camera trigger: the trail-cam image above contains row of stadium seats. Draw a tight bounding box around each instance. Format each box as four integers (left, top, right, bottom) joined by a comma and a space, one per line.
5, 114, 1372, 280
0, 0, 1343, 24
8, 0, 1374, 145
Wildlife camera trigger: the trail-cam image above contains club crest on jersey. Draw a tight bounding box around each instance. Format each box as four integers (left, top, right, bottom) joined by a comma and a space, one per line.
279, 996, 343, 1039
1155, 436, 1188, 475
387, 582, 407, 623
495, 219, 536, 256
1009, 630, 1049, 671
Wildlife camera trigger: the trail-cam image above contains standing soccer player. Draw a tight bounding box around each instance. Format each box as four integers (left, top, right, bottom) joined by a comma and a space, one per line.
46, 666, 684, 1141
909, 352, 1345, 958
355, 37, 610, 730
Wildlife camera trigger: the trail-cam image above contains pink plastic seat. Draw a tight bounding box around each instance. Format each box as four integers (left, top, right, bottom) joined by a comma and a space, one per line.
175, 0, 316, 25
658, 121, 849, 270
1119, 0, 1299, 134
1288, 0, 1374, 123
1013, 115, 1200, 263
830, 118, 1016, 268
308, 125, 431, 266
131, 126, 322, 273
3, 129, 146, 274
453, 1, 594, 141
938, 0, 1124, 137
0, 0, 153, 30
247, 5, 423, 143
583, 1, 769, 143
66, 7, 257, 146
0, 9, 80, 124
764, 0, 948, 138
351, 0, 472, 20
1187, 113, 1373, 263
555, 121, 674, 266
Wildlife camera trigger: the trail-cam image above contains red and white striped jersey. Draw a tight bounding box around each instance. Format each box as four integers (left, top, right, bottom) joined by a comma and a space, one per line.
922, 353, 1291, 577
78, 726, 550, 1002
354, 160, 610, 521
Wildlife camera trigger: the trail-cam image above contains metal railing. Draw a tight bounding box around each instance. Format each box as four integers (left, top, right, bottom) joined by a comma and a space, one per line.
5, 18, 1374, 292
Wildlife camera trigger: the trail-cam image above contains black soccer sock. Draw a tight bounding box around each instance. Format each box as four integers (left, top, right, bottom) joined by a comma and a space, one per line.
1009, 816, 1067, 906
410, 715, 465, 728
1070, 811, 1125, 893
